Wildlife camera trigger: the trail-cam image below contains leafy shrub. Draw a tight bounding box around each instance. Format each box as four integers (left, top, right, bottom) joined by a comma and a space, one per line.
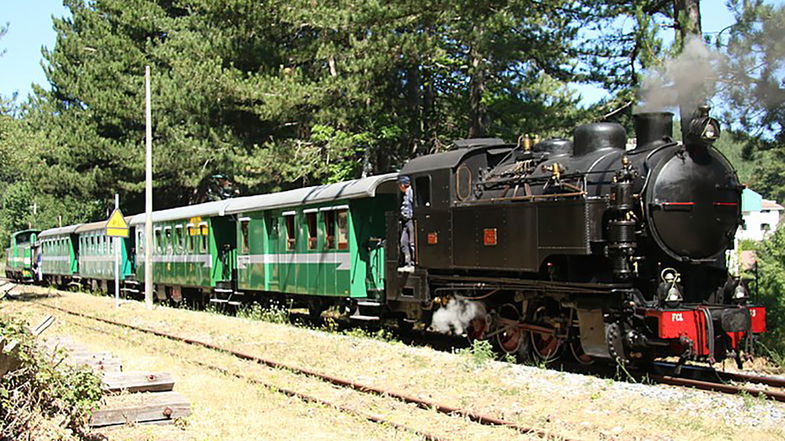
0, 317, 102, 440
457, 339, 497, 367
236, 301, 290, 324
751, 227, 785, 367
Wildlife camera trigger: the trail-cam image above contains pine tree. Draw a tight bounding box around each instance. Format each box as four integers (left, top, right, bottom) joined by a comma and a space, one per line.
718, 1, 785, 201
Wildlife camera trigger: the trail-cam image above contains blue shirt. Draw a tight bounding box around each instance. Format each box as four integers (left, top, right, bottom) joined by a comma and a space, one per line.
401, 186, 413, 220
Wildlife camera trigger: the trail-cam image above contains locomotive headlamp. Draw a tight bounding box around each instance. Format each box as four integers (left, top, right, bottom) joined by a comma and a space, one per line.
665, 284, 683, 304
660, 268, 683, 306
733, 284, 748, 303
686, 105, 721, 144
701, 119, 720, 142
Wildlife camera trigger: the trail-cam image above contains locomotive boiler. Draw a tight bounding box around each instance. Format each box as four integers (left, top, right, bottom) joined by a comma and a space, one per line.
386, 107, 765, 366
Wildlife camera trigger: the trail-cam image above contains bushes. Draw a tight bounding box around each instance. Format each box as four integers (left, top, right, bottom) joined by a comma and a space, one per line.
750, 227, 785, 364
0, 317, 102, 441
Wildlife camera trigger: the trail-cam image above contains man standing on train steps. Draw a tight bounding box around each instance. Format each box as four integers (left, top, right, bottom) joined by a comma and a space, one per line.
398, 176, 415, 273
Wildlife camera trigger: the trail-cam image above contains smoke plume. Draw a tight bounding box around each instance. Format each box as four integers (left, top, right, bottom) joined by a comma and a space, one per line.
430, 299, 487, 336
636, 35, 724, 116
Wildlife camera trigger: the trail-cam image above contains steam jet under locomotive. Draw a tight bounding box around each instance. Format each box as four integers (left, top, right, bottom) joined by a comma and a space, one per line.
388, 107, 765, 366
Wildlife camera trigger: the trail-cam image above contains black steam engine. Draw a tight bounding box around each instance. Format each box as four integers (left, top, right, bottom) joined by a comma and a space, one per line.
385, 107, 765, 366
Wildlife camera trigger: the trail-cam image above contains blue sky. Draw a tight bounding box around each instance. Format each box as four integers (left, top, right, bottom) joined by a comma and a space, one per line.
0, 1, 69, 101
0, 1, 779, 104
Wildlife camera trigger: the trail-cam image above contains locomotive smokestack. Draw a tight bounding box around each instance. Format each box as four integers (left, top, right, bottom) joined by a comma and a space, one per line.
633, 112, 674, 148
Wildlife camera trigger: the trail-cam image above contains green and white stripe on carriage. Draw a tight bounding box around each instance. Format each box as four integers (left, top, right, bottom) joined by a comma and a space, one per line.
75, 221, 134, 281
39, 224, 80, 276
224, 174, 399, 298
5, 229, 39, 280
129, 199, 236, 290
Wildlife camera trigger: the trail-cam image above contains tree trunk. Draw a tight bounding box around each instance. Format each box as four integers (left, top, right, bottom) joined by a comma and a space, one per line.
673, 0, 702, 47
406, 63, 421, 154
468, 27, 488, 139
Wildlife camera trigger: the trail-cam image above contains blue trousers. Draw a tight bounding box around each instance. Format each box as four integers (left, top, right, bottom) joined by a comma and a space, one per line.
400, 219, 414, 266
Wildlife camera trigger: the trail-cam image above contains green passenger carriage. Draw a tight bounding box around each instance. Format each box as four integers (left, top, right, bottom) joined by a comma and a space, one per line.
38, 225, 80, 285
126, 174, 399, 306
224, 173, 398, 306
5, 229, 40, 282
75, 221, 134, 291
128, 200, 237, 301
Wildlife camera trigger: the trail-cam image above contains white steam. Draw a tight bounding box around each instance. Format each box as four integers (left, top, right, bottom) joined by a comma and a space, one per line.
636, 35, 724, 115
430, 299, 487, 335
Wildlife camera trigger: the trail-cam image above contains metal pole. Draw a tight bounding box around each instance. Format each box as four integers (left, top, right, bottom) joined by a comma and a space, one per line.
144, 65, 153, 309
114, 193, 120, 307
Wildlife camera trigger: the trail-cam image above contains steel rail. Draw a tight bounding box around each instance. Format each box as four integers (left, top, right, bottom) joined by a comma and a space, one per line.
719, 370, 785, 388
35, 302, 577, 441
649, 374, 785, 402
67, 320, 451, 441
651, 361, 785, 390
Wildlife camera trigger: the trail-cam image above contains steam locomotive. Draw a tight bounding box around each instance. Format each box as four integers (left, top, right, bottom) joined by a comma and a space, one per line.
386, 106, 765, 366
18, 106, 765, 368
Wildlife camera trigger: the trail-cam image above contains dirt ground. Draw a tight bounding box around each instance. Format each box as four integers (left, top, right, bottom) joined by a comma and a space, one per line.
3, 288, 785, 441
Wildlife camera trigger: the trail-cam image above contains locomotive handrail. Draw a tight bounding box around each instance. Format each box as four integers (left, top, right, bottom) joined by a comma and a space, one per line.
428, 274, 629, 294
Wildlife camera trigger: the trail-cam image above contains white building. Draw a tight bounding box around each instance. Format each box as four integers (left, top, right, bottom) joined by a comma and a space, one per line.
737, 189, 784, 241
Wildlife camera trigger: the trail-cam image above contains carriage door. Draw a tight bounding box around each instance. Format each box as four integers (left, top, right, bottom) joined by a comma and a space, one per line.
266, 212, 280, 291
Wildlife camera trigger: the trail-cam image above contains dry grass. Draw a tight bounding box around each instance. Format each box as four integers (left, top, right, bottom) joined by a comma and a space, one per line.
3, 288, 785, 441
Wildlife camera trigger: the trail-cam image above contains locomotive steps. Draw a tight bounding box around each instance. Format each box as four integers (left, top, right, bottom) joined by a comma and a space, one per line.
3, 287, 785, 440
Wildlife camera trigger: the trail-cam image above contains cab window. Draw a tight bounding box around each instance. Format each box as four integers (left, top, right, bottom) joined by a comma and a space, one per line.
414, 176, 431, 207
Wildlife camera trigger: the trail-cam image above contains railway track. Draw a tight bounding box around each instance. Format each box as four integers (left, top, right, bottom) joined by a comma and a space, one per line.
646, 361, 785, 402
28, 299, 573, 441
5, 283, 785, 433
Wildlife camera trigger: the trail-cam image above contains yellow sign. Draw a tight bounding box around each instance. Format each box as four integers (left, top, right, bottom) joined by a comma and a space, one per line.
106, 209, 129, 237
188, 217, 202, 236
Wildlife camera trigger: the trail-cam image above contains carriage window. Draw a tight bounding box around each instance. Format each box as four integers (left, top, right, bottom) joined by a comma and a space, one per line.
186, 224, 196, 252
199, 234, 208, 253
284, 214, 296, 251
174, 226, 183, 252
306, 212, 317, 250
414, 176, 431, 207
154, 229, 162, 252
138, 230, 144, 253
164, 227, 173, 252
240, 219, 250, 253
198, 223, 209, 253
324, 210, 335, 249
336, 209, 348, 250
